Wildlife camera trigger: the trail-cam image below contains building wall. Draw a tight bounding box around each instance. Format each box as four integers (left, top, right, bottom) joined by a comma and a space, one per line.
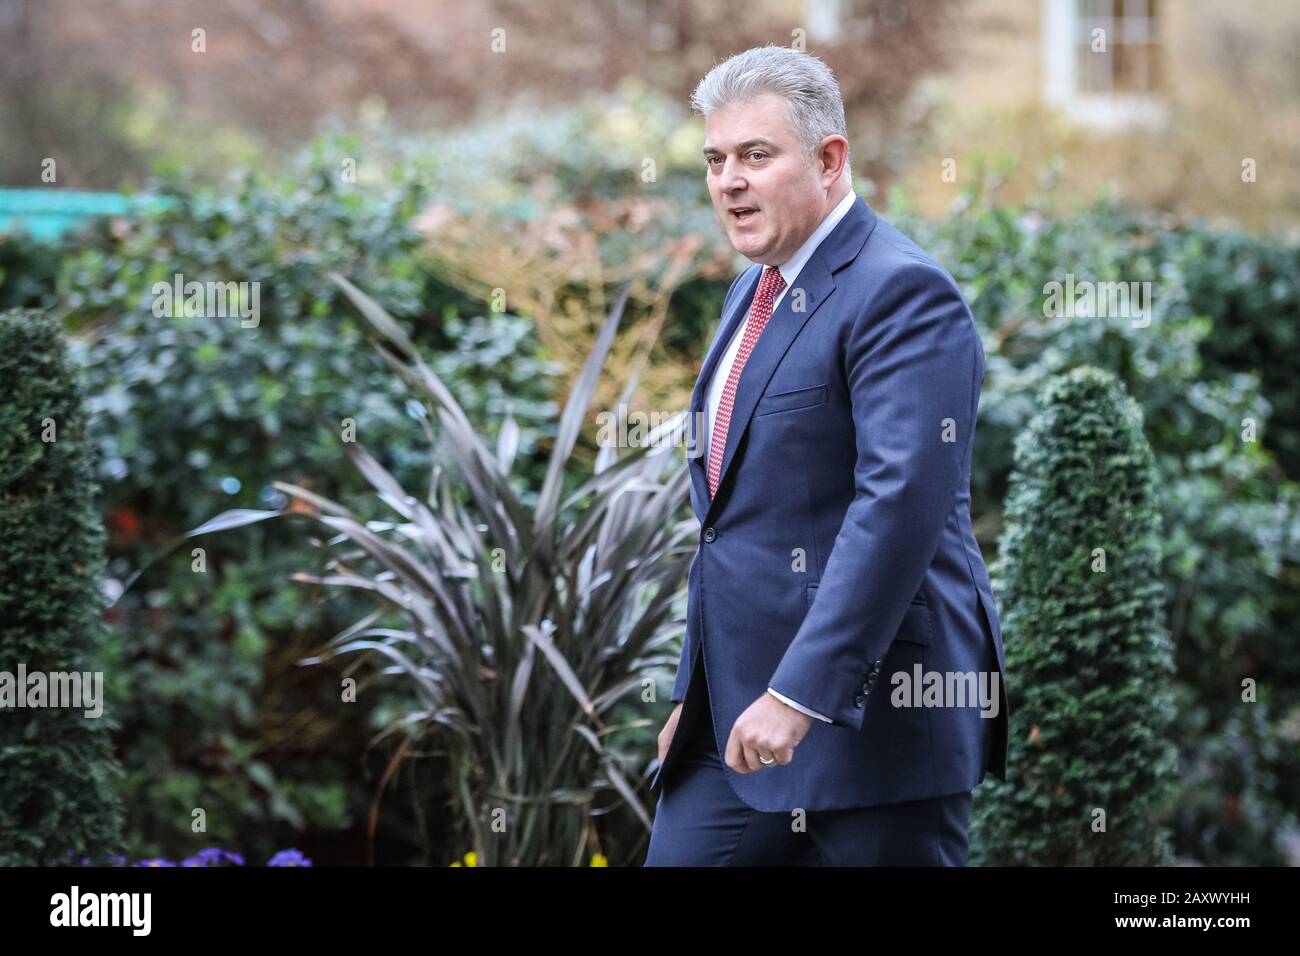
883, 0, 1300, 228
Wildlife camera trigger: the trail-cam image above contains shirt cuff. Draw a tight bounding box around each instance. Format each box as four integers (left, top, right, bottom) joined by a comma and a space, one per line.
767, 687, 833, 722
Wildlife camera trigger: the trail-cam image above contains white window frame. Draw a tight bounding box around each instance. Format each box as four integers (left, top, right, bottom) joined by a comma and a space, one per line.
1042, 0, 1167, 129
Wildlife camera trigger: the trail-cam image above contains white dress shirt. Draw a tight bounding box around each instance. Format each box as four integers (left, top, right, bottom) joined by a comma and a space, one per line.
701, 188, 857, 724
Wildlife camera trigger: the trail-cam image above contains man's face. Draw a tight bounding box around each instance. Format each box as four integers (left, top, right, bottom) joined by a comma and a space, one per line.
703, 91, 835, 265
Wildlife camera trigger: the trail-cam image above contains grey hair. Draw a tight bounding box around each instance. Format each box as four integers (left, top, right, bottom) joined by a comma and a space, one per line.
691, 45, 851, 181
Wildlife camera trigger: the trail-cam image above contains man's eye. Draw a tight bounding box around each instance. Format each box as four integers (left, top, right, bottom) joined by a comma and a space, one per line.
747, 151, 766, 162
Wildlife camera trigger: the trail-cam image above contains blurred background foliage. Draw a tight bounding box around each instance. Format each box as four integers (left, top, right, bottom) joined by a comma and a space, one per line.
0, 0, 1297, 865
8, 154, 564, 865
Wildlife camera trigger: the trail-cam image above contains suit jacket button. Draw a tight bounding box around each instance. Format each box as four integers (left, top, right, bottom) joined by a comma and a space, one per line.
703, 527, 716, 543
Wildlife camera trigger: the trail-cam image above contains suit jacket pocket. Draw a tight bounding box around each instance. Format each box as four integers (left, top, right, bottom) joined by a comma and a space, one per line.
895, 602, 933, 646
806, 584, 933, 646
754, 383, 828, 417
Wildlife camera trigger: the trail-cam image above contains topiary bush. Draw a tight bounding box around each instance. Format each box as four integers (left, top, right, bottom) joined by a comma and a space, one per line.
970, 366, 1179, 865
0, 308, 126, 866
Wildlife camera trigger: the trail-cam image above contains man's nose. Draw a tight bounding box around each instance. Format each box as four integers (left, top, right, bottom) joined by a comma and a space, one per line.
719, 155, 747, 192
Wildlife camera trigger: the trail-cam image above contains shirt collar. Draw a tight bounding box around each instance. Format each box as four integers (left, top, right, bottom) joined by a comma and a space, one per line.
776, 189, 857, 291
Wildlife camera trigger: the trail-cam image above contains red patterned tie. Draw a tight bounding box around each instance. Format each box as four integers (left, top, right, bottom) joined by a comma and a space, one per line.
707, 265, 786, 499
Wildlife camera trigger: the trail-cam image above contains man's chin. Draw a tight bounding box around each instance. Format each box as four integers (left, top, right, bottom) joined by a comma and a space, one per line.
731, 233, 766, 256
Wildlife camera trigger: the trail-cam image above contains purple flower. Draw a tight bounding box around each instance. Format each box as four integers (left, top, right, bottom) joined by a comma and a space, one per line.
132, 858, 177, 867
267, 849, 312, 867
181, 847, 245, 867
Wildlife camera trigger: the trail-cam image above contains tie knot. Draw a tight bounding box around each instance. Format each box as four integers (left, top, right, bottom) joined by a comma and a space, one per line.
759, 265, 785, 296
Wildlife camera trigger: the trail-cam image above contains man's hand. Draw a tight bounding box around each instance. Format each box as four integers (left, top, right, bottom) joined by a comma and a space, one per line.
725, 693, 814, 773
657, 702, 685, 767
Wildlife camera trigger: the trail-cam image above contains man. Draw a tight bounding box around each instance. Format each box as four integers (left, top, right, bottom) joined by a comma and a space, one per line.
643, 46, 1009, 866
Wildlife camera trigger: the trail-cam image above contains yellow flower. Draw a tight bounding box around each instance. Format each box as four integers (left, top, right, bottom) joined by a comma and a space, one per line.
590, 853, 608, 867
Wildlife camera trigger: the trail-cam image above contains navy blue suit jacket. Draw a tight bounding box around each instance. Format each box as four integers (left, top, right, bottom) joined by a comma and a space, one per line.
651, 193, 1010, 811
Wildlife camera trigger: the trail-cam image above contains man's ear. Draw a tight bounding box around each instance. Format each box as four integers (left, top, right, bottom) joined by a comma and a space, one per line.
818, 136, 849, 184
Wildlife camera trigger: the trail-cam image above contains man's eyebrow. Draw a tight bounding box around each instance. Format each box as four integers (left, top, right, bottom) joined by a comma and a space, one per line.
702, 138, 780, 156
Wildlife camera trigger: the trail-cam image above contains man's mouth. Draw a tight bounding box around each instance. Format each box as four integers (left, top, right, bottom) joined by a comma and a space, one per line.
730, 207, 758, 222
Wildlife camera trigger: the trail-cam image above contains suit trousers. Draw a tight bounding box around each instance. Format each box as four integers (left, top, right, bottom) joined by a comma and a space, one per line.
643, 665, 973, 866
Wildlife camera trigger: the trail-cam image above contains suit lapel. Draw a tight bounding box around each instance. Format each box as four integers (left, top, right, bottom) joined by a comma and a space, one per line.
692, 266, 758, 414
688, 266, 758, 518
